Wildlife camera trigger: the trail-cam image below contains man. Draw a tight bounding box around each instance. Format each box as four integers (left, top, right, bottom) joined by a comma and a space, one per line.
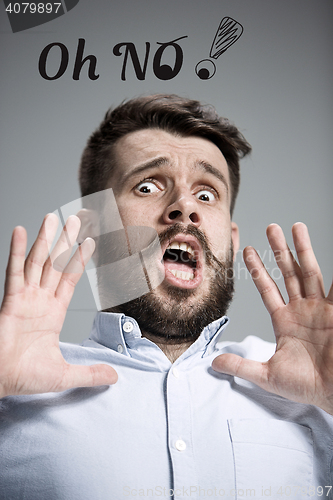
0, 95, 332, 499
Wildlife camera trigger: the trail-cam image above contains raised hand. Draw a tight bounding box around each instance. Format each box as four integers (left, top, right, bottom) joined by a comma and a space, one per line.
0, 214, 117, 398
212, 223, 333, 415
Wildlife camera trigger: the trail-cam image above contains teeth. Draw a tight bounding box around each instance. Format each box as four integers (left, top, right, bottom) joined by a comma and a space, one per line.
166, 241, 195, 258
179, 242, 187, 252
170, 269, 194, 281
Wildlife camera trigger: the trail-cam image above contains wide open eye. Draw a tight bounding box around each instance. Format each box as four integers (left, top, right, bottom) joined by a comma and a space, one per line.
195, 189, 216, 202
136, 181, 160, 194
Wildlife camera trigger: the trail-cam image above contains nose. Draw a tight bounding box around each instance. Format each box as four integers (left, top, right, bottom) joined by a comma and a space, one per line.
162, 189, 201, 227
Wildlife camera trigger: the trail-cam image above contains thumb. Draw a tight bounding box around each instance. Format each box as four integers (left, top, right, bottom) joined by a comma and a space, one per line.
61, 363, 118, 391
212, 353, 268, 388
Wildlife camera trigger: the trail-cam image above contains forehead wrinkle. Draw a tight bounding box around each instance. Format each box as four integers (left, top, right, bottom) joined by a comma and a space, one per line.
110, 130, 230, 193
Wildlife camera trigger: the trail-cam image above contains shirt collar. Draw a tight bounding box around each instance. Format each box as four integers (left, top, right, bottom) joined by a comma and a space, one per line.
89, 312, 139, 354
89, 312, 229, 359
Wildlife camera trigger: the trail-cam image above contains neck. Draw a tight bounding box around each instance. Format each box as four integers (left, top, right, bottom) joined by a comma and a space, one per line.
142, 332, 194, 363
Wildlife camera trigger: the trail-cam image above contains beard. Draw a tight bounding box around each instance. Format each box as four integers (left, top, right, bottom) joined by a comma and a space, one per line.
103, 223, 235, 344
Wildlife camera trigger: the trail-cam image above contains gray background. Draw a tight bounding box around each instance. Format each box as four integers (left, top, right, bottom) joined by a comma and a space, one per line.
0, 0, 332, 344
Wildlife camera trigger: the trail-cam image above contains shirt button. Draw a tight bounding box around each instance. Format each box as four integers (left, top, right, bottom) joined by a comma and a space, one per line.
117, 344, 124, 353
172, 367, 179, 378
123, 321, 133, 333
175, 440, 186, 451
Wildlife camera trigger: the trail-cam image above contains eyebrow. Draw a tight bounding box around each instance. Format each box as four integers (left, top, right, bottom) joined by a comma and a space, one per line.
195, 160, 229, 193
119, 156, 229, 193
119, 157, 170, 185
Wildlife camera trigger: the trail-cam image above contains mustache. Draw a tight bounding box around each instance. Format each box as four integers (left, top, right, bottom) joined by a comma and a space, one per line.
158, 223, 232, 269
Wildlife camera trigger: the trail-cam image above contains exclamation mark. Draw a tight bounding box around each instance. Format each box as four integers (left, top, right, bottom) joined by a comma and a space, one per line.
195, 17, 244, 80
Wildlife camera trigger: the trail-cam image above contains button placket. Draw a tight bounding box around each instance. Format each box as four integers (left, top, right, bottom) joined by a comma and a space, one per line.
166, 365, 198, 499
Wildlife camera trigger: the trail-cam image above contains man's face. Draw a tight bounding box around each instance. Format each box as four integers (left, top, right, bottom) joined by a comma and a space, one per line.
105, 129, 239, 340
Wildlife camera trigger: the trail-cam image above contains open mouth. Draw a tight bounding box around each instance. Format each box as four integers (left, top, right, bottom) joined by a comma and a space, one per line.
161, 236, 203, 288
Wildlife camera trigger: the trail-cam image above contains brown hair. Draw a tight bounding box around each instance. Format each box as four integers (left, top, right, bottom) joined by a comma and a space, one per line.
79, 94, 251, 215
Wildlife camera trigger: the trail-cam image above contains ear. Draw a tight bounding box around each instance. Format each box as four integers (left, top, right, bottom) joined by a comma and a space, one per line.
231, 221, 239, 262
76, 209, 100, 244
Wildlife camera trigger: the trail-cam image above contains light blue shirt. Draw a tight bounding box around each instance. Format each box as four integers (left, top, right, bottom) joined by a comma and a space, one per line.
0, 312, 332, 499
